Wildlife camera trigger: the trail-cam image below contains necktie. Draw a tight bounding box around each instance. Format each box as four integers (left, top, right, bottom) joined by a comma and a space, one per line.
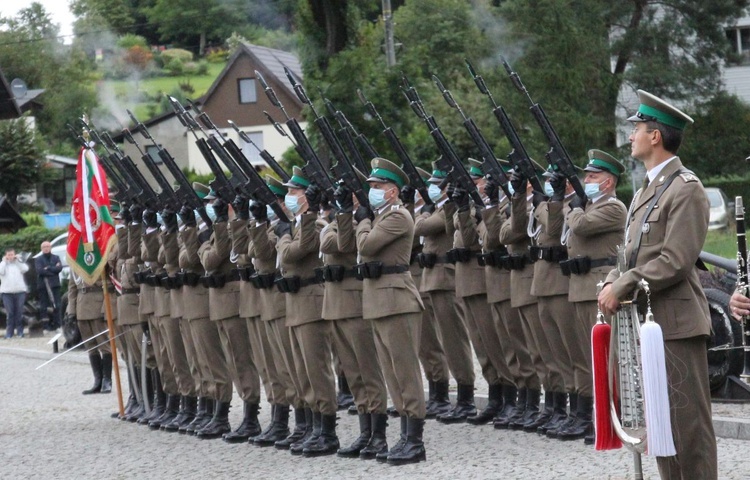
642, 175, 650, 191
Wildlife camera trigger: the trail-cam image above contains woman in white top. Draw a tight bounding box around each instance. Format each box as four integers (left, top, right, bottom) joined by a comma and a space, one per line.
0, 248, 29, 338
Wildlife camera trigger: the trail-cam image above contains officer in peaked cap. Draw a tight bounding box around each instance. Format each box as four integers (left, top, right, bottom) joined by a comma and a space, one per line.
352, 157, 426, 465
600, 89, 715, 479
583, 149, 625, 180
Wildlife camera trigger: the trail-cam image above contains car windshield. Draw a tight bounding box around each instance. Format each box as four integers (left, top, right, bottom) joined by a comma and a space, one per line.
706, 190, 723, 208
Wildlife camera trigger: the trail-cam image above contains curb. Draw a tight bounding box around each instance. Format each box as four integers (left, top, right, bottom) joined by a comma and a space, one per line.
5, 346, 748, 441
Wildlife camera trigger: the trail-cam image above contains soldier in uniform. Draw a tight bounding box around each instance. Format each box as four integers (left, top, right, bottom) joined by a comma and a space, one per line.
599, 90, 716, 479
555, 150, 626, 443
349, 158, 425, 465
413, 162, 475, 421
248, 177, 305, 449
274, 168, 339, 457
197, 191, 261, 440
326, 172, 389, 459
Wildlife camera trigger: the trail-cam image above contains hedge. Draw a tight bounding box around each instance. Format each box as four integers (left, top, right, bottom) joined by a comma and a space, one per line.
0, 226, 66, 254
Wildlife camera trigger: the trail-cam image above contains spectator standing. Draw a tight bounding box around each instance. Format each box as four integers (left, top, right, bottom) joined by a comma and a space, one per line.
35, 241, 63, 331
1, 248, 29, 338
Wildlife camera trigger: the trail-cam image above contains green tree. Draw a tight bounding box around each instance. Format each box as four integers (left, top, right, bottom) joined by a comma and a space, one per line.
0, 117, 47, 205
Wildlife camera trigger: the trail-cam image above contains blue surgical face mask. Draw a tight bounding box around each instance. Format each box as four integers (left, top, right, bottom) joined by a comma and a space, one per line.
284, 194, 301, 215
544, 181, 554, 197
584, 182, 601, 199
266, 205, 277, 220
369, 188, 388, 209
204, 204, 217, 222
427, 184, 443, 202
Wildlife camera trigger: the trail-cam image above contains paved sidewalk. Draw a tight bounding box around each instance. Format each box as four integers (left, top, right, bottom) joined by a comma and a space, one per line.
2, 333, 749, 479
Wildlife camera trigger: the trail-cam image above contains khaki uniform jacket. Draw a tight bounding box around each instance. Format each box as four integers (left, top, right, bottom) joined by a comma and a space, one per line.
414, 203, 457, 292
353, 203, 423, 320
454, 208, 487, 298
320, 217, 362, 320
249, 220, 286, 322
530, 200, 569, 297
276, 212, 325, 326
178, 226, 210, 320
137, 226, 156, 316
143, 229, 170, 318
499, 195, 536, 308
117, 226, 140, 326
605, 158, 710, 340
230, 219, 261, 319
482, 201, 511, 304
199, 221, 240, 321
564, 194, 626, 303
159, 230, 183, 318
67, 273, 104, 320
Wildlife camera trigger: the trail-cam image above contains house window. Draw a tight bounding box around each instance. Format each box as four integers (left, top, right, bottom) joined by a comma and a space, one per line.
240, 131, 264, 165
726, 26, 750, 65
238, 78, 257, 104
146, 145, 163, 164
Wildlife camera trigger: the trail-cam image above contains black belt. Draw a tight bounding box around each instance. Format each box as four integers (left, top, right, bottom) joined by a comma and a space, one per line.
275, 274, 322, 293
235, 266, 256, 282
560, 256, 617, 276
249, 272, 276, 290
507, 254, 533, 270
177, 271, 201, 288
316, 265, 359, 283
530, 245, 568, 262
80, 286, 115, 294
477, 248, 509, 268
355, 262, 408, 279
200, 271, 239, 289
118, 287, 140, 296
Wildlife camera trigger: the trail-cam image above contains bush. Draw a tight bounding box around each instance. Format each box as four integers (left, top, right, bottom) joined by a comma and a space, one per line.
21, 213, 44, 227
117, 34, 149, 50
164, 57, 184, 76
160, 48, 193, 64
196, 60, 209, 75
183, 61, 199, 76
205, 48, 229, 63
0, 226, 66, 254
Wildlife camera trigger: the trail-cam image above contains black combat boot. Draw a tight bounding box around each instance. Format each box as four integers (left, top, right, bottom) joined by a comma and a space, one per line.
523, 390, 554, 432
303, 414, 339, 457
291, 410, 320, 455
128, 368, 154, 423
425, 381, 436, 416
254, 404, 291, 446
557, 395, 593, 441
510, 388, 540, 430
223, 402, 261, 443
497, 387, 526, 429
437, 384, 476, 424
376, 415, 407, 463
113, 373, 139, 419
275, 407, 308, 449
426, 380, 452, 419
150, 394, 179, 429
547, 392, 577, 439
538, 391, 568, 435
493, 385, 517, 426
467, 384, 503, 425
360, 413, 388, 460
163, 396, 197, 432
337, 414, 371, 457
386, 405, 400, 418
337, 375, 355, 411
100, 353, 113, 394
196, 400, 232, 439
183, 397, 212, 434
387, 417, 426, 466
139, 369, 165, 425
82, 353, 103, 395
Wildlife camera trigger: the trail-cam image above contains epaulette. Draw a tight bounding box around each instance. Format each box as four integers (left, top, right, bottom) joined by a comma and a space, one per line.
391, 205, 401, 211
608, 197, 618, 202
679, 171, 699, 183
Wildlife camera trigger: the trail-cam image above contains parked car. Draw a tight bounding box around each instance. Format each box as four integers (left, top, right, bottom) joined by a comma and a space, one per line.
705, 187, 733, 231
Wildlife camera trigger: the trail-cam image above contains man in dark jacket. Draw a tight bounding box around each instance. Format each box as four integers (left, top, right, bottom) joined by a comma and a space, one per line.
36, 241, 63, 330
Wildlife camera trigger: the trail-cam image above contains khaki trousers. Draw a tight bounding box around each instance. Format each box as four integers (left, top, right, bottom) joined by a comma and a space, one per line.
418, 293, 449, 383
178, 319, 200, 397
245, 316, 273, 404
373, 312, 425, 419
150, 315, 177, 395
190, 317, 232, 402
289, 320, 337, 415
332, 317, 388, 414
216, 316, 261, 404
269, 318, 304, 409
428, 290, 475, 384
77, 318, 111, 354
457, 294, 505, 386
537, 295, 575, 392
491, 300, 539, 390
571, 301, 598, 396
518, 303, 549, 389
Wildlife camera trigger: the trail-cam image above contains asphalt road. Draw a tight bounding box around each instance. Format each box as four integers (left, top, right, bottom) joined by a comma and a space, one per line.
2, 345, 749, 480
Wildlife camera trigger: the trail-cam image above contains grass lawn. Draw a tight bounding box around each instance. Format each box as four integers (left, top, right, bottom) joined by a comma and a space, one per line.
703, 227, 738, 260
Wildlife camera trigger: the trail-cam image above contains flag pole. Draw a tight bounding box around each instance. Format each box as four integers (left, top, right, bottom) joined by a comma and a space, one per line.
102, 271, 124, 417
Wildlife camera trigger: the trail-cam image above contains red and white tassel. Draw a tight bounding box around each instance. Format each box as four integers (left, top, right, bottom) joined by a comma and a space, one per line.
592, 313, 621, 450
640, 309, 676, 457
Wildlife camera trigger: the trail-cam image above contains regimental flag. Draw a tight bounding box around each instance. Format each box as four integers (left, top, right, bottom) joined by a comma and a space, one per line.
67, 146, 116, 285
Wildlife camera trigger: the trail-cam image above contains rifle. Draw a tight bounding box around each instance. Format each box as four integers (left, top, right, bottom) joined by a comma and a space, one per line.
185, 100, 289, 222
100, 131, 161, 211
255, 69, 337, 200
122, 126, 181, 213
283, 73, 369, 209
401, 74, 483, 206
322, 97, 373, 173
80, 124, 139, 207
227, 120, 290, 182
166, 98, 238, 204
357, 89, 432, 205
126, 110, 213, 228
431, 74, 512, 198
465, 59, 544, 194
501, 58, 585, 201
